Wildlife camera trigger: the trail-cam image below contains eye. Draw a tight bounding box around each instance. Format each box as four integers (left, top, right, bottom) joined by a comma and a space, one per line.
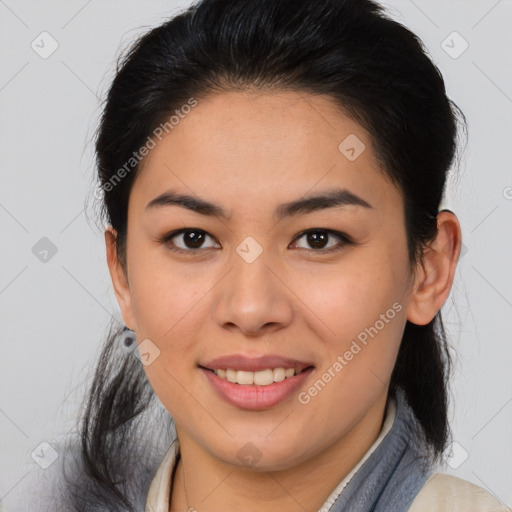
290, 229, 352, 253
160, 228, 220, 253
159, 227, 352, 255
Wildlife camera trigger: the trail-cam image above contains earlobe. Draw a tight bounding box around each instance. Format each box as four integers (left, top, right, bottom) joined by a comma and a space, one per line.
104, 226, 136, 330
406, 211, 462, 326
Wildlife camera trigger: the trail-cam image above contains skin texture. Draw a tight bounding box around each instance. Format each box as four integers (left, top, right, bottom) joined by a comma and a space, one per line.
105, 90, 462, 511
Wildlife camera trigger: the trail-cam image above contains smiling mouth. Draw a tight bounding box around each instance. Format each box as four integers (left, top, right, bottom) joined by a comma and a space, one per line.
199, 366, 314, 386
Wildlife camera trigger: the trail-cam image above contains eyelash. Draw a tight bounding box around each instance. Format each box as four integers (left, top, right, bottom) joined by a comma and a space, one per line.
158, 228, 354, 255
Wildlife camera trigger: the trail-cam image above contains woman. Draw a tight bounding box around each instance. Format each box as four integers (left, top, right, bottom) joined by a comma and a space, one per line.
6, 0, 510, 511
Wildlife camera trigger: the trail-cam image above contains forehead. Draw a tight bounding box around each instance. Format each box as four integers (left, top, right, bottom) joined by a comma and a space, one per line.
132, 90, 401, 218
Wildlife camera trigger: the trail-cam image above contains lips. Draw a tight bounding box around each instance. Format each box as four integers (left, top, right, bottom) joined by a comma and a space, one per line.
198, 354, 315, 410
200, 354, 313, 373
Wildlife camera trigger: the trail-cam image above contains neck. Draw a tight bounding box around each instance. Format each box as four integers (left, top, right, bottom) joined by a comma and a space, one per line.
170, 392, 388, 512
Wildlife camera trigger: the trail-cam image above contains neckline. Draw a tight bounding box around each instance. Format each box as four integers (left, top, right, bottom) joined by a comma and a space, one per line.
145, 394, 397, 511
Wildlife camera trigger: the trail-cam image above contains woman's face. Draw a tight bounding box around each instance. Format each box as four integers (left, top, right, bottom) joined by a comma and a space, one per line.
115, 90, 418, 470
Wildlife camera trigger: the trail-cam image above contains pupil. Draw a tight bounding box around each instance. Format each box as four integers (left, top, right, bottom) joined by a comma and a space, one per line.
308, 231, 327, 249
185, 230, 204, 248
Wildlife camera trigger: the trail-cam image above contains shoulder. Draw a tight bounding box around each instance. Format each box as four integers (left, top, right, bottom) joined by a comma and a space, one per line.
408, 473, 511, 512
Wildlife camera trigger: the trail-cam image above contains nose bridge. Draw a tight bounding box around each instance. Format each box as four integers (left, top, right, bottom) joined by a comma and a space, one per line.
233, 247, 274, 294
229, 231, 276, 288
230, 241, 279, 308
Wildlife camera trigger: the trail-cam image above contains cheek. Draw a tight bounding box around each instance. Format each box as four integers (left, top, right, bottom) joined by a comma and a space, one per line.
292, 250, 407, 390
129, 255, 207, 413
127, 244, 206, 333
127, 254, 221, 406
294, 257, 406, 341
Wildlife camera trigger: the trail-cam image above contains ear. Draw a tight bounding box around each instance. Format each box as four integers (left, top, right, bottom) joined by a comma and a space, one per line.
406, 210, 462, 326
105, 226, 136, 330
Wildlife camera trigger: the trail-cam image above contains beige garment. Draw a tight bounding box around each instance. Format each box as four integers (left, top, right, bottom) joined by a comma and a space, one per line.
409, 473, 511, 511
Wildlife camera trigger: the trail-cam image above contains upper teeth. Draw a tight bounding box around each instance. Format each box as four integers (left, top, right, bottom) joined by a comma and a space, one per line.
215, 368, 299, 386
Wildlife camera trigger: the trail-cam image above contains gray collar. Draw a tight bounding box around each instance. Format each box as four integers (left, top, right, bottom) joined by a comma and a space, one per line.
327, 389, 432, 512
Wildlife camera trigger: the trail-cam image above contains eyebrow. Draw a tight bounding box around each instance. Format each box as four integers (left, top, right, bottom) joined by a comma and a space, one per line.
145, 188, 373, 220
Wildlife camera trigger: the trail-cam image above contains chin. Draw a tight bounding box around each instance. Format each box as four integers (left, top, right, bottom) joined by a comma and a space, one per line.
204, 434, 312, 472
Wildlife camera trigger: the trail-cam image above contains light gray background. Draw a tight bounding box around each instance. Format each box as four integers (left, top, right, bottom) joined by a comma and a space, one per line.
1, 0, 511, 507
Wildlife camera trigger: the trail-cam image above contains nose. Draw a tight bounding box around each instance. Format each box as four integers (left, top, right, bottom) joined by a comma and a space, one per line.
212, 250, 294, 337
